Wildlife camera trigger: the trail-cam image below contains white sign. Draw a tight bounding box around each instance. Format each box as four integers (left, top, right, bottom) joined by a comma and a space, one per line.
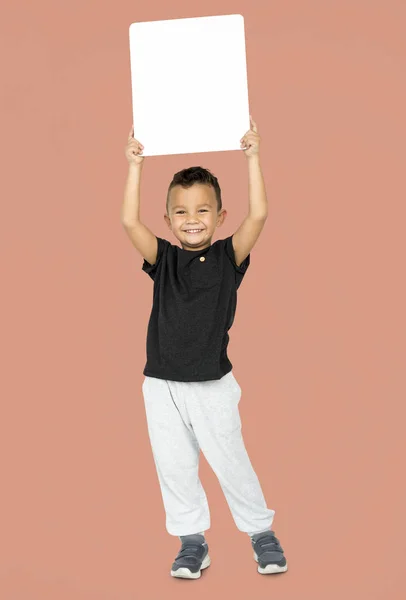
129, 14, 250, 157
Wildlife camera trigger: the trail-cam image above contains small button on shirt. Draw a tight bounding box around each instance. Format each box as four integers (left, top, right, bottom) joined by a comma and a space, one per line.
142, 235, 250, 382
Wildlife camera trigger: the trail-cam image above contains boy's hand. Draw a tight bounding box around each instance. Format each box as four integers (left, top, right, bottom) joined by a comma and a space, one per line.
125, 125, 145, 165
240, 115, 260, 158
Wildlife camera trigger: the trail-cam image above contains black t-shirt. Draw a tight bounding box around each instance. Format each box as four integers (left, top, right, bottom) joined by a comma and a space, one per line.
141, 235, 250, 382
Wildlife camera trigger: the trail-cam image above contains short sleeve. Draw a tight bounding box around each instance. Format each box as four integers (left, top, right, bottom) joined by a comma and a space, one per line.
224, 235, 250, 289
142, 236, 169, 281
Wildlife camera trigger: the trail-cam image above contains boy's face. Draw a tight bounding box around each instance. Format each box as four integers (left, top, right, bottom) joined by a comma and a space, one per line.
164, 184, 227, 251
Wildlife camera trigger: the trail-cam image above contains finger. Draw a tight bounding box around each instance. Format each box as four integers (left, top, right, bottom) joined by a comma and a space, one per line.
128, 124, 134, 139
250, 116, 258, 133
130, 139, 144, 150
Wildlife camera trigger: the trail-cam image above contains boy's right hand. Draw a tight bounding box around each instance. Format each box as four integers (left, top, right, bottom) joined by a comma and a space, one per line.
125, 125, 144, 165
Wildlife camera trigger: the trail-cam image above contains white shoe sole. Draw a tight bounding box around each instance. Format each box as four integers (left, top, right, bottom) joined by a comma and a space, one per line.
254, 551, 288, 574
170, 553, 211, 579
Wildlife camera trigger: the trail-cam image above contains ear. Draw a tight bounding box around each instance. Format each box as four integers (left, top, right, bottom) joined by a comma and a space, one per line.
164, 214, 172, 229
217, 209, 227, 226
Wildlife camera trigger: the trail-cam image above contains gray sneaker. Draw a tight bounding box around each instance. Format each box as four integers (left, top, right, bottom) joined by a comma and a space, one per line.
251, 530, 288, 575
170, 534, 211, 579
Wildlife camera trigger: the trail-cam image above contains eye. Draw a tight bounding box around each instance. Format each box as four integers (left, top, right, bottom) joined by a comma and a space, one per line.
199, 209, 208, 212
176, 210, 185, 214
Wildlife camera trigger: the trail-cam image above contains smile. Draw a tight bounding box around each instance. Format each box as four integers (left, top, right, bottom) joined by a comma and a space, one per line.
184, 229, 203, 233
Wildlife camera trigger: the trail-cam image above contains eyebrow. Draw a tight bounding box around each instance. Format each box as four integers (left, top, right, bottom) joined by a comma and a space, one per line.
172, 203, 212, 209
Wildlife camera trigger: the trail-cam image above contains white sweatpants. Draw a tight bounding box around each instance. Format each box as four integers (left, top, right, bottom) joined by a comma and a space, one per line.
141, 370, 275, 536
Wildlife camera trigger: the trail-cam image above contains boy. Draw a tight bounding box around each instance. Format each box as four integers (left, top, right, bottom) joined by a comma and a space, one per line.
121, 117, 287, 578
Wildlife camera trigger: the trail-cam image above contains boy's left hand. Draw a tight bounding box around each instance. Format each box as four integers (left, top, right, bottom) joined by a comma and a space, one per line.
240, 115, 260, 158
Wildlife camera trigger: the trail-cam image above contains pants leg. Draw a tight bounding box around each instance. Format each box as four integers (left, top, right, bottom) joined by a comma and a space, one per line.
141, 376, 210, 536
184, 371, 275, 533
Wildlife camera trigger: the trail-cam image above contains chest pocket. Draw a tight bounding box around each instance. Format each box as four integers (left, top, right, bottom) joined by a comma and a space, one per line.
188, 255, 222, 290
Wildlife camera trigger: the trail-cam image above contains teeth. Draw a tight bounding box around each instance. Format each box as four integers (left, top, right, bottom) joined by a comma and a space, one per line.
186, 229, 202, 233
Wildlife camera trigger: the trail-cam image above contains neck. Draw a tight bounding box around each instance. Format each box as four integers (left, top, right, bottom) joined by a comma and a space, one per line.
180, 240, 212, 251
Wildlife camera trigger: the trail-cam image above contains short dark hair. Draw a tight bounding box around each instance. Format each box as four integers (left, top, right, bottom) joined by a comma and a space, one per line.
166, 166, 222, 214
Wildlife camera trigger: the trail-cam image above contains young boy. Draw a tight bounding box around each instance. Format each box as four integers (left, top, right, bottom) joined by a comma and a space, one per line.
121, 117, 288, 578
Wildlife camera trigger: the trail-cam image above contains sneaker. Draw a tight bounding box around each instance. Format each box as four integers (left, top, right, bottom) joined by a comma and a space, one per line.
170, 533, 211, 579
251, 530, 288, 575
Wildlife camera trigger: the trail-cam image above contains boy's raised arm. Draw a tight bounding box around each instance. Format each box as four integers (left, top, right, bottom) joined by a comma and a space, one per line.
232, 117, 268, 267
121, 127, 158, 265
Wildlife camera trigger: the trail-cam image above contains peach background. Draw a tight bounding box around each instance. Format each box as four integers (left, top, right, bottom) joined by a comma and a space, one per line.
1, 1, 405, 599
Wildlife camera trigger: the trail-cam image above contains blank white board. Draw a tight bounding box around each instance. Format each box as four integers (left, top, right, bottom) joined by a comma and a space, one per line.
129, 14, 250, 157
